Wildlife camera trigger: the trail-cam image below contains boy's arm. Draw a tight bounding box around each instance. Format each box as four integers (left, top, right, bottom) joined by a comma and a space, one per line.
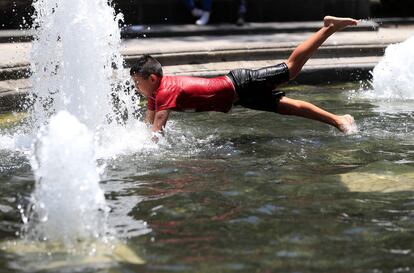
151, 110, 170, 143
145, 110, 155, 124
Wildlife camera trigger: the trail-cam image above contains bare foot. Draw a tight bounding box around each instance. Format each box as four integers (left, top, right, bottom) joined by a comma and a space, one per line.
324, 16, 358, 31
337, 114, 358, 134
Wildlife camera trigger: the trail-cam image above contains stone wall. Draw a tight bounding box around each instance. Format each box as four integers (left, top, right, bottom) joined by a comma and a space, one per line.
1, 0, 370, 29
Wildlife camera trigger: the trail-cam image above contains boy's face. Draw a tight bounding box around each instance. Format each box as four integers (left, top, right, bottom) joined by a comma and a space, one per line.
132, 74, 159, 98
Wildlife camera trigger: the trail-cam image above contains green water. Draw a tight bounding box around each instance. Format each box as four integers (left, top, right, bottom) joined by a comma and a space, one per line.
1, 83, 414, 272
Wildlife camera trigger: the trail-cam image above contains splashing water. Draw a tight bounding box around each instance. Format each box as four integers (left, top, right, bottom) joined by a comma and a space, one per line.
371, 35, 414, 100
29, 0, 135, 129
24, 111, 108, 243
21, 0, 140, 245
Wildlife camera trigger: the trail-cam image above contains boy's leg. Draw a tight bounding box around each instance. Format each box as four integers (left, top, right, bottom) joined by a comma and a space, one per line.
286, 16, 358, 80
272, 16, 358, 134
277, 96, 356, 134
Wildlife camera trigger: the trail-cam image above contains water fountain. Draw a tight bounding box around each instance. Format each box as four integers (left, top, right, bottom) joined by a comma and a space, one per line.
29, 0, 128, 129
0, 0, 148, 268
339, 33, 414, 192
371, 35, 414, 100
26, 0, 126, 243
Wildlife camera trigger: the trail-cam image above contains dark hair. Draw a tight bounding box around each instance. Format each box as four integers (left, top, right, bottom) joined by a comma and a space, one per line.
130, 55, 163, 78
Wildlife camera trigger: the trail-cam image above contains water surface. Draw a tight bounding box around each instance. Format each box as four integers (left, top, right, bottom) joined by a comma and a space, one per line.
1, 83, 414, 272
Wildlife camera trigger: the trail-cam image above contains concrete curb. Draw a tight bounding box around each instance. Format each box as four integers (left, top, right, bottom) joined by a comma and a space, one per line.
0, 88, 28, 113
4, 17, 414, 43
0, 63, 31, 81
0, 63, 374, 113
1, 43, 385, 82
294, 64, 373, 84
0, 43, 383, 112
120, 21, 378, 39
123, 44, 386, 67
0, 20, 378, 43
0, 29, 34, 43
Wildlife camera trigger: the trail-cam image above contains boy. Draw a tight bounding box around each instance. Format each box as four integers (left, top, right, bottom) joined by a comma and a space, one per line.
130, 16, 358, 142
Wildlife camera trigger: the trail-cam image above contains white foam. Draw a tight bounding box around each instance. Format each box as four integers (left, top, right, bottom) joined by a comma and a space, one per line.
96, 121, 157, 159
371, 35, 414, 100
0, 135, 15, 150
341, 115, 359, 135
24, 111, 109, 244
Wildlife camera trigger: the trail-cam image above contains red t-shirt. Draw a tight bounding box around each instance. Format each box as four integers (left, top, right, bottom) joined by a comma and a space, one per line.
148, 75, 236, 113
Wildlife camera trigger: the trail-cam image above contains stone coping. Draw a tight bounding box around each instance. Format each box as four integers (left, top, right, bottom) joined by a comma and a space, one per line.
0, 20, 378, 43
0, 43, 387, 82
0, 62, 376, 113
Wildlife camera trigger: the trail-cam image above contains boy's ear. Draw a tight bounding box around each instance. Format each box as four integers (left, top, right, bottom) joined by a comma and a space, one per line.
149, 74, 159, 83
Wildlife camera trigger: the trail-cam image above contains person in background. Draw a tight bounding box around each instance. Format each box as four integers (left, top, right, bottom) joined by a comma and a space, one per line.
184, 0, 247, 26
236, 0, 247, 26
184, 0, 212, 25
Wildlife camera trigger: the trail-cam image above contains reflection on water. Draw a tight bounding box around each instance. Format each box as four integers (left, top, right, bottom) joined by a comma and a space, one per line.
1, 84, 414, 272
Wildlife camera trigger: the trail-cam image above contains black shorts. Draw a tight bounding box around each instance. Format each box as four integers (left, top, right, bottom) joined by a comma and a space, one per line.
227, 62, 290, 112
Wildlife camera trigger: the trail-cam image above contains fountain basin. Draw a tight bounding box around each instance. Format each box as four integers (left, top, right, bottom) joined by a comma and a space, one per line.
1, 83, 414, 271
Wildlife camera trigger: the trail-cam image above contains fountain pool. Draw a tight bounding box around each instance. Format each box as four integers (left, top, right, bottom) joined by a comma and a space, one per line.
1, 82, 414, 272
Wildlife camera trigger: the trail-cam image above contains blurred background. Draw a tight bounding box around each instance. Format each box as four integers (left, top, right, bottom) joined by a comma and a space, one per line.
0, 0, 413, 29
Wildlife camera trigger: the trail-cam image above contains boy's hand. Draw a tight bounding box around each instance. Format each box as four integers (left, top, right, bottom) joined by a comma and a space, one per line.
151, 110, 170, 143
151, 132, 161, 143
145, 110, 155, 124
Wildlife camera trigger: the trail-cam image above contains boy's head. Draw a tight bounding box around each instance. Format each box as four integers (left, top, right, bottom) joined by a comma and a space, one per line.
130, 55, 163, 98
